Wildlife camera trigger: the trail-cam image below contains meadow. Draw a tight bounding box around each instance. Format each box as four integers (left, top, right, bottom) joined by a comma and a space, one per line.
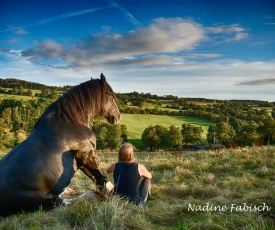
0, 146, 274, 229
120, 114, 213, 146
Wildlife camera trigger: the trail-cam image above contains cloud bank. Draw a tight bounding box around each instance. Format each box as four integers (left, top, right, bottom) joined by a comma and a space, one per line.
22, 18, 234, 67
20, 17, 249, 69
2, 13, 273, 101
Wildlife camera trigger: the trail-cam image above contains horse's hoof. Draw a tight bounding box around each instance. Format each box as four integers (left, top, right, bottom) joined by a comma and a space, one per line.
105, 181, 114, 195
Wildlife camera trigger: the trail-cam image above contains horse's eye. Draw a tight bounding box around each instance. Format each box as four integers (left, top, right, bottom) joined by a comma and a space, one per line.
107, 91, 114, 97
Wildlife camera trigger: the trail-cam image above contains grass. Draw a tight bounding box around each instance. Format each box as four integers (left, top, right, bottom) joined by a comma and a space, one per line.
0, 94, 36, 101
252, 106, 273, 116
0, 146, 274, 229
0, 151, 6, 159
120, 114, 213, 146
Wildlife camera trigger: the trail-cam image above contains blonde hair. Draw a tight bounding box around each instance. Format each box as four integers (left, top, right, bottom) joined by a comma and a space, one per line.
118, 143, 134, 162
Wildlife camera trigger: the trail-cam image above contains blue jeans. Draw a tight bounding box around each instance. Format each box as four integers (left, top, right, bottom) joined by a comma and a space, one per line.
138, 178, 151, 205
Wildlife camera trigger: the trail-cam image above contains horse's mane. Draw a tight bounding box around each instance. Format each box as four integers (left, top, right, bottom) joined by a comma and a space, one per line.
51, 78, 113, 126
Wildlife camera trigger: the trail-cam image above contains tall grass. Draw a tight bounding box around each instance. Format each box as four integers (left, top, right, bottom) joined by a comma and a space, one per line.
0, 146, 274, 229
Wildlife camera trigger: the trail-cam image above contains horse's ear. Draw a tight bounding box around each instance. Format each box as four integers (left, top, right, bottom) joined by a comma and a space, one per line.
100, 73, 106, 83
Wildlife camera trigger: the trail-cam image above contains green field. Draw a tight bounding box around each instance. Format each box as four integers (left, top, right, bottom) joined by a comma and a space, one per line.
0, 94, 36, 101
1, 147, 274, 229
120, 113, 213, 146
0, 88, 63, 101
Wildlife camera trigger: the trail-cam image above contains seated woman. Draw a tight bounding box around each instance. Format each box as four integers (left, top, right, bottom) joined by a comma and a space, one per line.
107, 143, 152, 205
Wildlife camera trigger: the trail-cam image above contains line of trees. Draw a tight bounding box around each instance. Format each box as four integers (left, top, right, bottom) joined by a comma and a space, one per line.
0, 78, 63, 91
0, 98, 52, 150
118, 92, 275, 146
0, 98, 127, 151
141, 125, 183, 151
0, 86, 60, 99
0, 87, 275, 151
140, 118, 275, 151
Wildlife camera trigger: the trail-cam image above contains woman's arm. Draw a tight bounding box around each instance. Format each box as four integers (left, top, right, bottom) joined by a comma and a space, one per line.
138, 164, 152, 179
107, 163, 116, 174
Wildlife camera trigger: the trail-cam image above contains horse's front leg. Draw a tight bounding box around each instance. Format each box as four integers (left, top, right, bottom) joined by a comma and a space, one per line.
75, 143, 113, 193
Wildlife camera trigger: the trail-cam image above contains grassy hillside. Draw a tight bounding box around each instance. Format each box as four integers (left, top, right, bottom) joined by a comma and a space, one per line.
0, 93, 37, 101
0, 146, 274, 229
120, 114, 213, 146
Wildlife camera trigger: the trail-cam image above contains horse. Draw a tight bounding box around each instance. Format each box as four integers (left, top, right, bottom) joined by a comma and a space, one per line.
0, 73, 120, 216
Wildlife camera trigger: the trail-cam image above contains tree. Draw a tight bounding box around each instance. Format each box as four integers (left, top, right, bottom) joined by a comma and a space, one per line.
181, 124, 203, 144
106, 124, 122, 150
272, 107, 275, 120
258, 117, 275, 144
26, 89, 33, 97
10, 119, 20, 144
142, 126, 160, 151
18, 86, 24, 95
41, 88, 50, 97
12, 87, 19, 95
238, 120, 260, 146
1, 108, 12, 127
207, 125, 216, 143
169, 125, 183, 149
207, 122, 236, 147
96, 126, 109, 150
142, 125, 169, 151
91, 121, 123, 150
50, 89, 58, 99
154, 125, 169, 150
120, 124, 128, 143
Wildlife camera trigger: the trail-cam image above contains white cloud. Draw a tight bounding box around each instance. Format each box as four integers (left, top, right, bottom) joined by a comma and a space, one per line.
206, 24, 246, 34
22, 18, 205, 67
206, 24, 248, 43
22, 40, 67, 59
19, 18, 251, 69
70, 17, 204, 62
1, 48, 275, 101
183, 53, 222, 59
235, 33, 248, 41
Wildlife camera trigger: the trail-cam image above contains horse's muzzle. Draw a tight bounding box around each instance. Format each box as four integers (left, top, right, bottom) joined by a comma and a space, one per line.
107, 114, 120, 125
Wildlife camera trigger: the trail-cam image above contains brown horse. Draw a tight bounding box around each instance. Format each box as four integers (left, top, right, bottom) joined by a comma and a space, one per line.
0, 73, 120, 216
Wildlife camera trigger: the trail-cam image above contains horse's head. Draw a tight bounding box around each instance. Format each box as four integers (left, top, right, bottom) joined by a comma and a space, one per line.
100, 74, 121, 125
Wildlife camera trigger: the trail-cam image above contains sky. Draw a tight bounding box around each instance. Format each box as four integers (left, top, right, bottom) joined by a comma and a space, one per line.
0, 0, 275, 101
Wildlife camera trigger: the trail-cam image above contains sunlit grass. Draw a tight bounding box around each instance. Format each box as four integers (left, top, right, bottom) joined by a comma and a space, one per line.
0, 146, 274, 229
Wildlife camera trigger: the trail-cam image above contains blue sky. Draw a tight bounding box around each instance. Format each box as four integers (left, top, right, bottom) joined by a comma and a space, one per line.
0, 0, 275, 101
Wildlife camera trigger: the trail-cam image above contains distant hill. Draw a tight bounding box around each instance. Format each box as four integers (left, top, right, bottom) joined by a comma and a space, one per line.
0, 78, 72, 91
0, 77, 274, 106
